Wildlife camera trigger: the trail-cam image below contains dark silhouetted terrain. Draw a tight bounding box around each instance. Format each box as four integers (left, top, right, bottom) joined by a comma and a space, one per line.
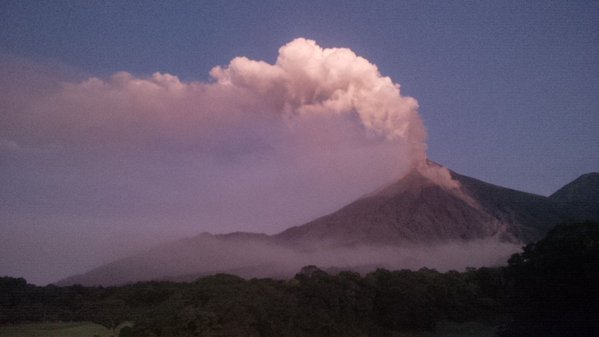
550, 172, 599, 222
4, 222, 598, 337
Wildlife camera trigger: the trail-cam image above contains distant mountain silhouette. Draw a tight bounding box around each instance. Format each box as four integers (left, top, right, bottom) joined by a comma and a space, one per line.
57, 162, 598, 286
550, 172, 599, 222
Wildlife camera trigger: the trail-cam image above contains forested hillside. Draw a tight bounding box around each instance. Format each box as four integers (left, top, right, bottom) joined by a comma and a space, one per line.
2, 222, 597, 337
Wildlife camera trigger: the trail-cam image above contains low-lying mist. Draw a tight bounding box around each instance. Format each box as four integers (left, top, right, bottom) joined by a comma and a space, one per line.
59, 234, 522, 286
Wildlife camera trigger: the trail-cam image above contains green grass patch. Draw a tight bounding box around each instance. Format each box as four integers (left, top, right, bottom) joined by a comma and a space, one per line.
434, 319, 502, 337
393, 319, 504, 337
0, 321, 132, 337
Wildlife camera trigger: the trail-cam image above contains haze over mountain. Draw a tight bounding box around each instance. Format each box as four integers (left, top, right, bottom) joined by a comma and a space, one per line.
58, 162, 597, 286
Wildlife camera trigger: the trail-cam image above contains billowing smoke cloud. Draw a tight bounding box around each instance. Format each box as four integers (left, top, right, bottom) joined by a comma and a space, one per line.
210, 38, 427, 163
1, 39, 456, 284
8, 38, 427, 164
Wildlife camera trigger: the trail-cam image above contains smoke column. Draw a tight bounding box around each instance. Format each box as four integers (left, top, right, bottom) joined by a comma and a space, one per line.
211, 38, 428, 168
7, 38, 431, 171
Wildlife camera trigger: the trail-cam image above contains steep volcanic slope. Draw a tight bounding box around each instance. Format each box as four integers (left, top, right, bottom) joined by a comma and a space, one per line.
450, 171, 567, 243
276, 163, 567, 245
550, 172, 599, 222
275, 168, 501, 245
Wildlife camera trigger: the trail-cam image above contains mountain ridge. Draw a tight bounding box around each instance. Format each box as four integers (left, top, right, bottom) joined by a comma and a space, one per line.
549, 172, 599, 222
275, 162, 568, 245
56, 163, 599, 286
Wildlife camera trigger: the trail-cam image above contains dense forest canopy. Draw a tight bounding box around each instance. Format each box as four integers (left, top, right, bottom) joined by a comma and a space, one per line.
1, 222, 597, 337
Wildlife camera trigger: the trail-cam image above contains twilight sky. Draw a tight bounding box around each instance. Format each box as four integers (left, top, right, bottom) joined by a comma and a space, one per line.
1, 1, 598, 284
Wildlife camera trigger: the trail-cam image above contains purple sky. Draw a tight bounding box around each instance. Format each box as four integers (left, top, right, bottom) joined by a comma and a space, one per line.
1, 1, 598, 284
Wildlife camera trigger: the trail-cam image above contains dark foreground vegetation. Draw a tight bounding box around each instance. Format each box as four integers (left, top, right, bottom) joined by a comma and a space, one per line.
1, 223, 598, 337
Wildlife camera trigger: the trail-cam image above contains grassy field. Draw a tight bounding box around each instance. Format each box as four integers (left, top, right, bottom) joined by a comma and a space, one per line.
0, 320, 498, 337
0, 322, 131, 337
393, 319, 503, 337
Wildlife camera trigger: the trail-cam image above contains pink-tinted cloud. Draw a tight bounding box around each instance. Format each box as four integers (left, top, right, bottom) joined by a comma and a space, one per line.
4, 39, 426, 164
0, 38, 451, 284
211, 38, 426, 162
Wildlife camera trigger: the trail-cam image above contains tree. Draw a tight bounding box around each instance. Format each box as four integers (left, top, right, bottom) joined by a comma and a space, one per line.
499, 222, 599, 337
84, 299, 130, 337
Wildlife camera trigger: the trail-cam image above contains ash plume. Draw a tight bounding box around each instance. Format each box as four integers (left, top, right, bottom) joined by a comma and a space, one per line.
1, 38, 457, 284
210, 38, 427, 166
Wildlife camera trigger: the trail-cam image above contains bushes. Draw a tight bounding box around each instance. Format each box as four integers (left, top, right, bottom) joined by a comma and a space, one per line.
0, 266, 508, 336
499, 222, 599, 337
117, 266, 506, 337
9, 224, 599, 336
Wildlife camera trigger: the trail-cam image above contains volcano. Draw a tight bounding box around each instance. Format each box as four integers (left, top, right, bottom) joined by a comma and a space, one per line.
276, 161, 566, 245
57, 162, 597, 286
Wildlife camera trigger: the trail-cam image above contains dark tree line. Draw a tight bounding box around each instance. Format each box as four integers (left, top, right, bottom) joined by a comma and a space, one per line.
1, 222, 597, 337
498, 222, 599, 337
0, 265, 508, 336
